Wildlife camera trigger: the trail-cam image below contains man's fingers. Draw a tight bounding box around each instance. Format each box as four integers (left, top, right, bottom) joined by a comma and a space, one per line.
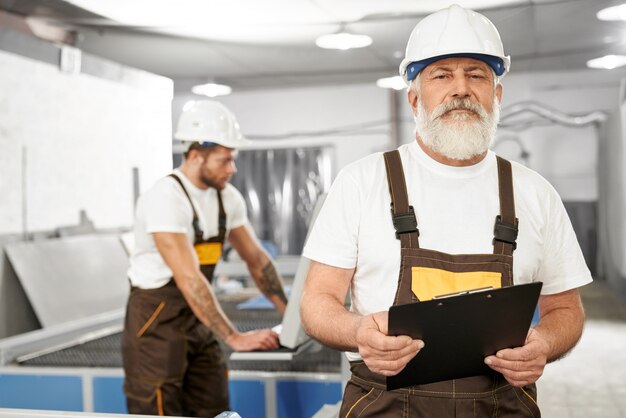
486, 356, 528, 370
365, 343, 423, 376
362, 339, 424, 376
251, 329, 280, 350
485, 351, 545, 387
356, 312, 425, 376
369, 333, 418, 352
487, 364, 541, 387
365, 335, 424, 360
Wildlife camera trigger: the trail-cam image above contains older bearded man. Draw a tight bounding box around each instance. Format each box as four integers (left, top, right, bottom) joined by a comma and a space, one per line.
300, 4, 590, 417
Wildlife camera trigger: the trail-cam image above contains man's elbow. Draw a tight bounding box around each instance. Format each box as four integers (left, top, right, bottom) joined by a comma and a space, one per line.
299, 291, 314, 335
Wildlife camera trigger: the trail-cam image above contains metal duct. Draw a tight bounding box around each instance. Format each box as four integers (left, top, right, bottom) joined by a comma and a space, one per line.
500, 101, 608, 130
230, 146, 332, 256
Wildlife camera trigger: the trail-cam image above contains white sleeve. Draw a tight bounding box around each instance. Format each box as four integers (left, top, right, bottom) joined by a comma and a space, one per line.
142, 182, 190, 235
224, 185, 248, 231
303, 169, 361, 269
536, 186, 593, 295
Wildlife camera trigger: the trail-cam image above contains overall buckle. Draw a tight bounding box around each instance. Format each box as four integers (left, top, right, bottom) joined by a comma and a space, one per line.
391, 206, 419, 240
493, 215, 519, 250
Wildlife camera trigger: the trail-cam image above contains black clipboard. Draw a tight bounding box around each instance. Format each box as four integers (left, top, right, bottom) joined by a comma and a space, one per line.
387, 282, 542, 390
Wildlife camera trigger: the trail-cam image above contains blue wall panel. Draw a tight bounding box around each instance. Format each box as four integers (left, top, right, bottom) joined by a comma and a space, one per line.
276, 381, 342, 418
229, 379, 266, 418
0, 374, 83, 411
93, 376, 127, 413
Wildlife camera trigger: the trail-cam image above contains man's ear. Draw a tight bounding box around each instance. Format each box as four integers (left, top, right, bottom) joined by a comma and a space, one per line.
496, 83, 503, 104
186, 149, 203, 165
408, 88, 419, 115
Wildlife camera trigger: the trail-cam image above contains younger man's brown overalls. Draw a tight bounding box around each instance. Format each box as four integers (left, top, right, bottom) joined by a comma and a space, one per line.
340, 151, 541, 417
123, 173, 230, 416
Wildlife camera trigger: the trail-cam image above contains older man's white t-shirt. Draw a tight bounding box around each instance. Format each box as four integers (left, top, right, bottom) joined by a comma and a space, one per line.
128, 169, 248, 289
304, 141, 592, 360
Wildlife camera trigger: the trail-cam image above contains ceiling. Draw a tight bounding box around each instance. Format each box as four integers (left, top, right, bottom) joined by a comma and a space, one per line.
2, 0, 626, 91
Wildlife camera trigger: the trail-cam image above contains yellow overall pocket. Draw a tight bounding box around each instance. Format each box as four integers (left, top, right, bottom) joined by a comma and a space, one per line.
411, 267, 502, 301
194, 242, 222, 265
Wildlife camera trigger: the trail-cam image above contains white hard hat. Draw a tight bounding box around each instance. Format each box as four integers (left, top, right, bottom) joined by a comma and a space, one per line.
399, 4, 511, 83
174, 100, 250, 149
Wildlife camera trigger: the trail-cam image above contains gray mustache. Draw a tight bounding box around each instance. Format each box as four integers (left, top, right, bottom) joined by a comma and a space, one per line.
433, 99, 486, 119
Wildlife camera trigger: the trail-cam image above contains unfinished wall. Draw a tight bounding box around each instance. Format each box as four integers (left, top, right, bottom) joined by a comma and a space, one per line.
0, 29, 174, 338
0, 48, 173, 234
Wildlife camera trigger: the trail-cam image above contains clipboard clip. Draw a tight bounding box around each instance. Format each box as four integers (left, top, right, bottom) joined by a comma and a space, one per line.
432, 286, 494, 300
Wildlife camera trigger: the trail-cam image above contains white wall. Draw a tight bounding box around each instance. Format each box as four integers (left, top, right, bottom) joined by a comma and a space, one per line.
0, 50, 174, 234
497, 70, 621, 201
597, 80, 626, 291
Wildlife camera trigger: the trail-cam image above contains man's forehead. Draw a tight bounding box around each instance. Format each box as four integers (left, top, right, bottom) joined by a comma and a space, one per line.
215, 145, 238, 158
423, 57, 492, 73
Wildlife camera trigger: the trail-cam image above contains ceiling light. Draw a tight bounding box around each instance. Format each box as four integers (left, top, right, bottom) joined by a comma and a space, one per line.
586, 55, 626, 70
597, 4, 626, 21
315, 31, 372, 50
191, 83, 232, 97
376, 76, 406, 90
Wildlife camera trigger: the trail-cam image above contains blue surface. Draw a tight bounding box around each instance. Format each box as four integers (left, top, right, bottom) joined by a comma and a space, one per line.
229, 379, 266, 418
260, 240, 278, 259
0, 372, 342, 417
94, 377, 263, 416
276, 381, 342, 418
531, 304, 540, 326
0, 373, 83, 411
237, 286, 291, 310
237, 294, 275, 310
93, 376, 127, 413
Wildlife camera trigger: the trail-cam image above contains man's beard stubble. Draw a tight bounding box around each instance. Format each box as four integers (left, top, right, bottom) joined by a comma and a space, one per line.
415, 96, 500, 161
199, 163, 228, 191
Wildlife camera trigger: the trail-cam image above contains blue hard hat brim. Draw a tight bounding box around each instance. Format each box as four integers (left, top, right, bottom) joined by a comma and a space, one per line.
406, 53, 505, 81
199, 141, 219, 147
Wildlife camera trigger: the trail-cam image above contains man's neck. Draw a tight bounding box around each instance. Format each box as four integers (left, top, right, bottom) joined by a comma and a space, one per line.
416, 137, 487, 167
178, 165, 209, 190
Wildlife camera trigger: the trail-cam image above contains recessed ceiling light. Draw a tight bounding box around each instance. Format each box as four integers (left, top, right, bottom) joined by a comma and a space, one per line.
603, 35, 618, 43
315, 32, 372, 50
597, 4, 626, 21
376, 76, 406, 90
586, 55, 626, 70
191, 83, 232, 97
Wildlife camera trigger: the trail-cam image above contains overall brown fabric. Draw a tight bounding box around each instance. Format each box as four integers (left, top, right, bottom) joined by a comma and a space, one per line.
340, 151, 540, 418
123, 174, 229, 416
123, 282, 230, 416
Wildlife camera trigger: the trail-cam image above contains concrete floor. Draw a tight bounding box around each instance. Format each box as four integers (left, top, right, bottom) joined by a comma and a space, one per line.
537, 280, 626, 418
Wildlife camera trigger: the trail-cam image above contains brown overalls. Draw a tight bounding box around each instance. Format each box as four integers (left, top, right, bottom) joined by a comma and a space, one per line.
340, 151, 541, 417
123, 173, 230, 417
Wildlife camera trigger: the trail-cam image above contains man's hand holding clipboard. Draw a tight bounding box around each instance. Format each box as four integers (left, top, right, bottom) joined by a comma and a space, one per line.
355, 311, 425, 377
386, 282, 543, 390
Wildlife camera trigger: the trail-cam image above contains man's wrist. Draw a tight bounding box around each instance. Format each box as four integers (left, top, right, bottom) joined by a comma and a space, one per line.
224, 330, 241, 348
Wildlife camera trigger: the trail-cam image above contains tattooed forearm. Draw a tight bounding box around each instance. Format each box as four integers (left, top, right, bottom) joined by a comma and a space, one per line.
259, 262, 288, 305
184, 274, 235, 341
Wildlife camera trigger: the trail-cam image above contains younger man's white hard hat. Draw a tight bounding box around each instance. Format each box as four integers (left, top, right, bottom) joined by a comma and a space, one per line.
174, 100, 250, 149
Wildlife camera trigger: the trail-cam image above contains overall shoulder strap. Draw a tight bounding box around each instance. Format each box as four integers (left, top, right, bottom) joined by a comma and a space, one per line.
216, 189, 226, 239
493, 156, 518, 256
168, 173, 204, 243
383, 150, 419, 248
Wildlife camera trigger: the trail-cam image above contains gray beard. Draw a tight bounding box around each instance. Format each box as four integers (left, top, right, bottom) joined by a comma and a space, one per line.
415, 97, 500, 161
